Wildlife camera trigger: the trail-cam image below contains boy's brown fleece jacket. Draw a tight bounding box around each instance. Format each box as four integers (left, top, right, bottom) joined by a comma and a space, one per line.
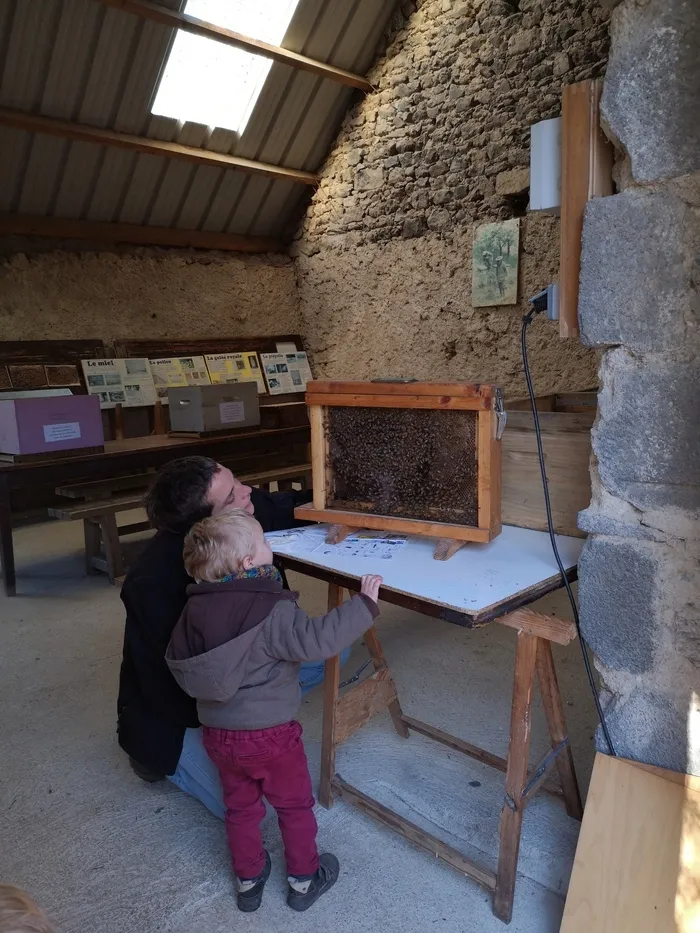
166, 571, 377, 731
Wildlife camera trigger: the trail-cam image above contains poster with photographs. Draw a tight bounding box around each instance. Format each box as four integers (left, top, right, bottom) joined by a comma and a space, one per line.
260, 351, 313, 395
81, 358, 157, 409
204, 352, 265, 394
149, 357, 211, 402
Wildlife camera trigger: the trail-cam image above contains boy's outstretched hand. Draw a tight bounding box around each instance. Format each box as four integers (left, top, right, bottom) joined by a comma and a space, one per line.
360, 574, 382, 604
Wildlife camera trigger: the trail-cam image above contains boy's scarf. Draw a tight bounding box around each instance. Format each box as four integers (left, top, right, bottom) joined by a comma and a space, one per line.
220, 564, 283, 586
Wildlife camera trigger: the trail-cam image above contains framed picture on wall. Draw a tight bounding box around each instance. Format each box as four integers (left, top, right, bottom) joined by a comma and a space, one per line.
471, 218, 520, 307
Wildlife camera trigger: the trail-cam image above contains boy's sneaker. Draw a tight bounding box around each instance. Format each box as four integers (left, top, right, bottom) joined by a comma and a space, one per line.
287, 853, 340, 912
237, 851, 271, 912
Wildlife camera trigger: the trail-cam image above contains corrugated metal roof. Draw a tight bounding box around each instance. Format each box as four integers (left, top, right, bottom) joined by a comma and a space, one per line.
0, 0, 397, 239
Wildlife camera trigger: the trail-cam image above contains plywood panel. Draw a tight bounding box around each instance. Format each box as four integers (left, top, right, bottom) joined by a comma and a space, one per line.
273, 523, 583, 619
560, 79, 614, 339
561, 754, 700, 933
502, 427, 592, 537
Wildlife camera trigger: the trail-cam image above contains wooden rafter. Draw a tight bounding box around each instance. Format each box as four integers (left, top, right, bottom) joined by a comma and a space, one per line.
0, 213, 283, 253
95, 0, 373, 92
0, 107, 319, 186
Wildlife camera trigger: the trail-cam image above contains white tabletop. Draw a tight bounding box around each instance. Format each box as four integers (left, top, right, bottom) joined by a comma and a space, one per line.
267, 524, 583, 622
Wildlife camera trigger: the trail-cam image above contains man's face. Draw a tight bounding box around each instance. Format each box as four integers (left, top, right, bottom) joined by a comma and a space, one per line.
207, 464, 254, 516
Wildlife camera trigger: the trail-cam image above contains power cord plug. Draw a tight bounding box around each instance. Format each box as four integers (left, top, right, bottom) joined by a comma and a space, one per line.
527, 288, 550, 319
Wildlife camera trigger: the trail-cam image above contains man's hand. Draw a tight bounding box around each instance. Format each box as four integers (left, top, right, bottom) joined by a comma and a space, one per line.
360, 574, 382, 604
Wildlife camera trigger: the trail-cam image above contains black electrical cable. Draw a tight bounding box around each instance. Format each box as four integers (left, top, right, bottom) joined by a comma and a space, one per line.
339, 657, 372, 689
521, 307, 616, 757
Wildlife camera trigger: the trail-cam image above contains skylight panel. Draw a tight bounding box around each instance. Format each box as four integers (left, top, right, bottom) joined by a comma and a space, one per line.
151, 0, 301, 135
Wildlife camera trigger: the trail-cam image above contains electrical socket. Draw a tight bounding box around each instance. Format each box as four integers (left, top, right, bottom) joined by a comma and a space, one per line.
546, 283, 560, 321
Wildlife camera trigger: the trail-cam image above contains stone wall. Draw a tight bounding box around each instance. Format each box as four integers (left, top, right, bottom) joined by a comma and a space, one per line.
0, 244, 300, 341
294, 0, 609, 397
578, 0, 700, 772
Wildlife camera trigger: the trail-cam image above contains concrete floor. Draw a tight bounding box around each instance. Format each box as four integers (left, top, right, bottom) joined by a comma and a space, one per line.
0, 513, 597, 933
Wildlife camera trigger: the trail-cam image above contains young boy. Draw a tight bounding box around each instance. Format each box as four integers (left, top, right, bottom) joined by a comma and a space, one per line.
165, 508, 382, 914
0, 885, 55, 933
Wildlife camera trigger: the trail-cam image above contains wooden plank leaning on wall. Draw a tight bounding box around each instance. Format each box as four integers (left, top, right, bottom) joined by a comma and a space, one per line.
559, 79, 614, 338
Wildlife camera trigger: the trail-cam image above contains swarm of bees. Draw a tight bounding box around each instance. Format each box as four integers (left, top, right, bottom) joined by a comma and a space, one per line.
327, 406, 478, 526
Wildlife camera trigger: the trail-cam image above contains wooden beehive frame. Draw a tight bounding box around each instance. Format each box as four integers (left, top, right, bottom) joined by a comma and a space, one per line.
294, 381, 502, 559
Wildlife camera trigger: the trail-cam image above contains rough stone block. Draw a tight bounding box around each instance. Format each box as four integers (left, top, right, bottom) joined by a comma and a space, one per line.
674, 598, 700, 669
602, 0, 700, 183
594, 350, 700, 511
401, 215, 427, 238
495, 168, 529, 196
508, 28, 537, 56
552, 52, 570, 76
579, 536, 661, 674
426, 208, 451, 231
355, 166, 384, 192
577, 507, 663, 542
598, 687, 698, 774
579, 178, 700, 353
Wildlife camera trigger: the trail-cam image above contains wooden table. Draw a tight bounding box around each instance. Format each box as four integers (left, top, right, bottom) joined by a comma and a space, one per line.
0, 425, 308, 596
271, 524, 585, 923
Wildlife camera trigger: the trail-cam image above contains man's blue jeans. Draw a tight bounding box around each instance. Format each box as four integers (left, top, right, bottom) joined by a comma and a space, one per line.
167, 653, 350, 819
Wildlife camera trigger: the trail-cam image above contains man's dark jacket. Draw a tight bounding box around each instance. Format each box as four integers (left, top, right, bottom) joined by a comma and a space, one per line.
117, 487, 311, 776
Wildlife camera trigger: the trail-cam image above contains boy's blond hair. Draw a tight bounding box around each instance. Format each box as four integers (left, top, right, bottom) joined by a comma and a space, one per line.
0, 885, 54, 933
183, 508, 260, 582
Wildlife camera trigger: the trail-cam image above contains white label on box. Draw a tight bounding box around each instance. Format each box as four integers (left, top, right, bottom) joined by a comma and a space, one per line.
219, 401, 245, 424
43, 422, 82, 443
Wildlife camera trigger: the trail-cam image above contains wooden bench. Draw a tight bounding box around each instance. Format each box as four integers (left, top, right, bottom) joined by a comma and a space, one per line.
55, 472, 154, 500
50, 463, 312, 583
239, 463, 312, 492
49, 493, 149, 582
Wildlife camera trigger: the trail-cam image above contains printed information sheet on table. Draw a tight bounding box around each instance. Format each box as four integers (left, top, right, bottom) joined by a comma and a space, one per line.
267, 529, 408, 560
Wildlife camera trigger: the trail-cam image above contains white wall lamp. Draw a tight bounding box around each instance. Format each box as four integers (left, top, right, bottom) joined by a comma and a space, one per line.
529, 116, 562, 214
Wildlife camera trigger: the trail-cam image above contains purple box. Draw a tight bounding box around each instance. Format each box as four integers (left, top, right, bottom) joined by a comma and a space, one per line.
0, 395, 104, 456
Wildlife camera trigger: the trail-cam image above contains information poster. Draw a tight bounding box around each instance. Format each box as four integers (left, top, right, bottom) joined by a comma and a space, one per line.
205, 352, 265, 394
260, 351, 313, 395
81, 359, 157, 409
149, 357, 211, 402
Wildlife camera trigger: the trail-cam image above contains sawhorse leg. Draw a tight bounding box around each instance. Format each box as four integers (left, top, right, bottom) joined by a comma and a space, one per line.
536, 639, 583, 821
494, 631, 538, 922
316, 582, 582, 924
319, 583, 408, 808
319, 586, 342, 808
493, 631, 583, 922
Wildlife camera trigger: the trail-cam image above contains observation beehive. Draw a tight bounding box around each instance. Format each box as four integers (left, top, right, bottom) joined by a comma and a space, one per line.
295, 381, 503, 559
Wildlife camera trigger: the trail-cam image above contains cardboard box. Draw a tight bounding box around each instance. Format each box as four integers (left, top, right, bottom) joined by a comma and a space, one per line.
168, 383, 260, 434
0, 395, 104, 456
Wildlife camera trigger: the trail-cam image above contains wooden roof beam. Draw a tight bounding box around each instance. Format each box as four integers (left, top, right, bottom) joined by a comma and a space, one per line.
0, 107, 319, 186
0, 213, 283, 253
95, 0, 373, 93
